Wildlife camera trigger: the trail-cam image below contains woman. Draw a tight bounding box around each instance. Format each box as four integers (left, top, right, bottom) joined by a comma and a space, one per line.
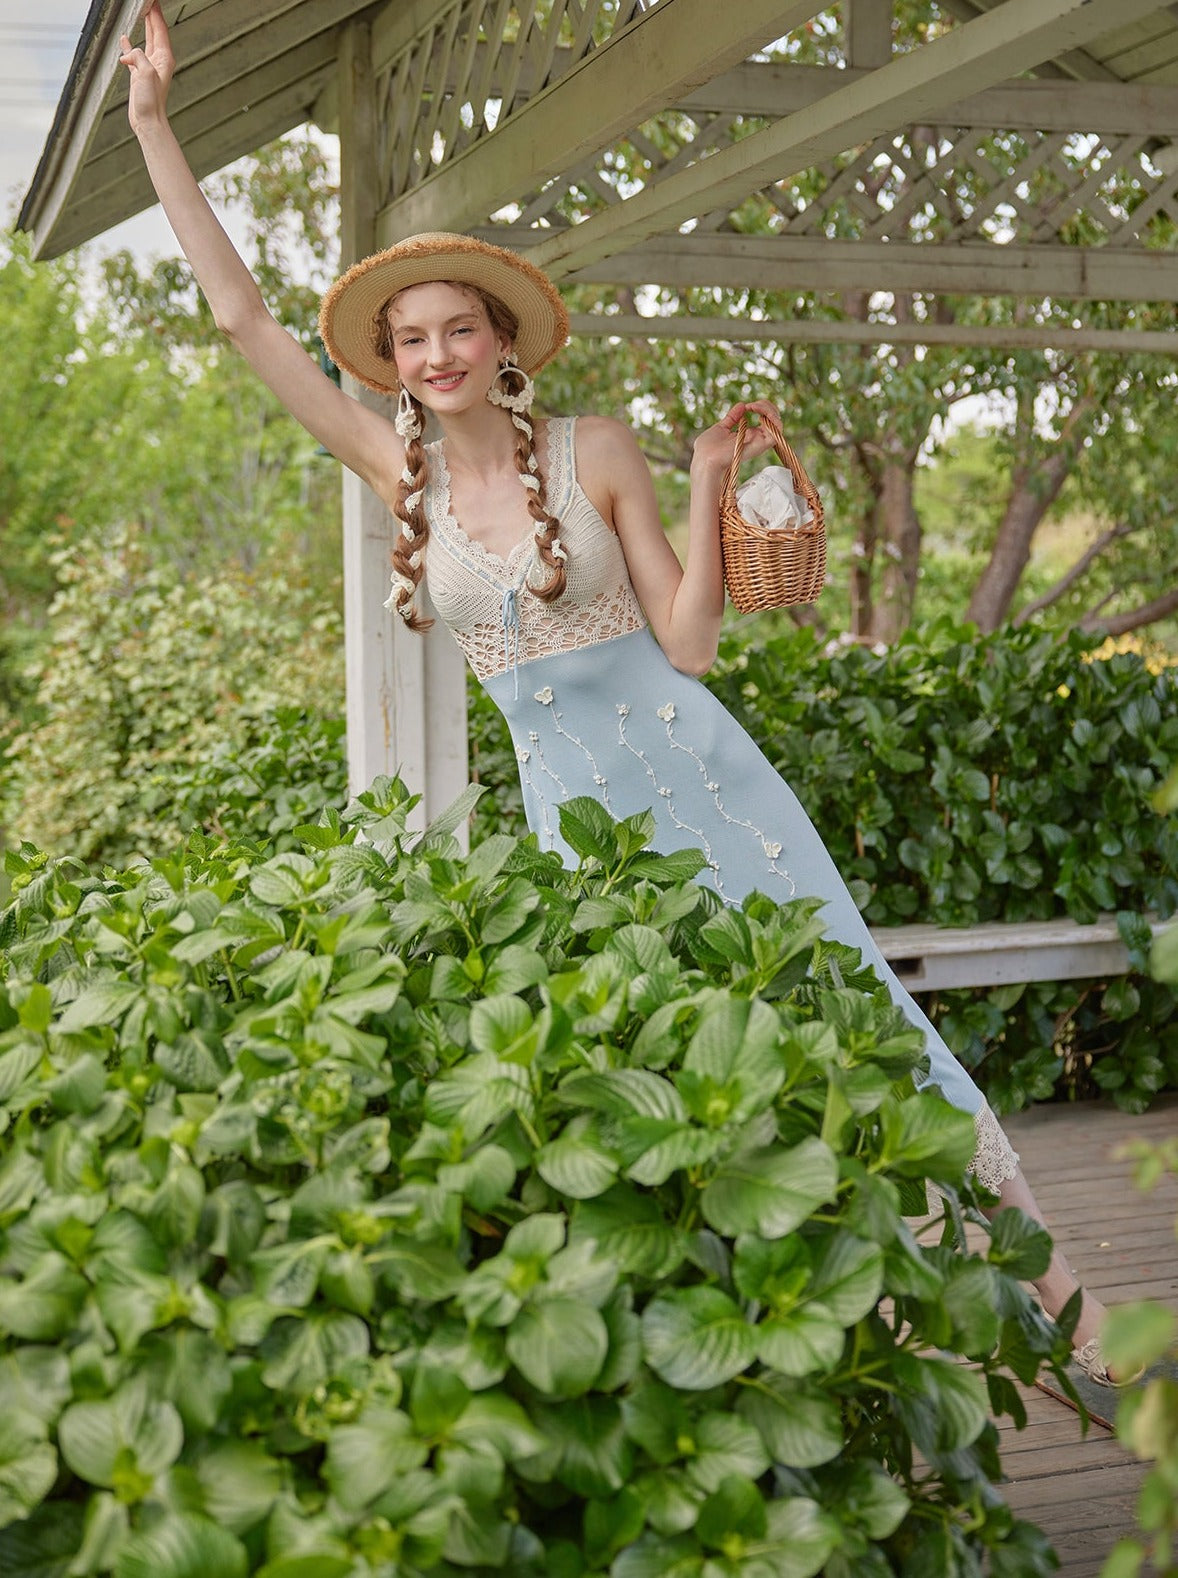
122, 2, 1117, 1384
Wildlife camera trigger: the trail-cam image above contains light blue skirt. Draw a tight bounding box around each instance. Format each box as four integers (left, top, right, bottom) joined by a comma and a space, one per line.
485, 627, 983, 1116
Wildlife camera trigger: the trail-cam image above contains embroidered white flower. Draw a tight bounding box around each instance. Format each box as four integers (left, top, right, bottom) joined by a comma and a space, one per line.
593, 774, 607, 787
659, 787, 672, 798
528, 730, 540, 744
763, 840, 783, 859
705, 781, 719, 792
657, 702, 676, 722
516, 748, 531, 763
534, 686, 554, 705
616, 703, 630, 717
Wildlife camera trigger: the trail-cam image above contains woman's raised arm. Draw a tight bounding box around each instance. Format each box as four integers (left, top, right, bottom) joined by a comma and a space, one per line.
121, 2, 403, 501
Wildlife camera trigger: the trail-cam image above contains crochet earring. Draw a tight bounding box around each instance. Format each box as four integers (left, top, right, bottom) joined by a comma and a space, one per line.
487, 357, 535, 414
394, 386, 421, 442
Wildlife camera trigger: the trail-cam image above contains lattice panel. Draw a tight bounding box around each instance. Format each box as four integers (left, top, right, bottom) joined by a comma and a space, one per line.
760, 125, 1178, 251
376, 0, 661, 207
490, 108, 1178, 258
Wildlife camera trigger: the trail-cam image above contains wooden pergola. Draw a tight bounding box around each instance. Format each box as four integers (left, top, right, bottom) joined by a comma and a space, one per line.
19, 0, 1178, 822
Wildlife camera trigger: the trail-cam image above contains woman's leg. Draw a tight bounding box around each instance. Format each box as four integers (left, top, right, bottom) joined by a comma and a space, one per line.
984, 1164, 1115, 1378
967, 1104, 1117, 1379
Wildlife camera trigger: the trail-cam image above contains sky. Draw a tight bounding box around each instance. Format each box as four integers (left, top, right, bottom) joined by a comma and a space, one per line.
2, 0, 179, 257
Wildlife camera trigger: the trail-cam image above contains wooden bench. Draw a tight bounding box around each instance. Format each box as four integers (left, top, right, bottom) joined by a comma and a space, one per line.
870, 915, 1159, 993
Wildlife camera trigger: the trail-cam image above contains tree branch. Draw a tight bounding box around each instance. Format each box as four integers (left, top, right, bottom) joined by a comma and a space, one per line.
1012, 522, 1137, 625
1079, 584, 1178, 637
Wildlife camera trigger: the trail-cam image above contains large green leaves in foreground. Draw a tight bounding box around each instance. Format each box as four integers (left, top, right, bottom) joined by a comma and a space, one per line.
0, 781, 1063, 1575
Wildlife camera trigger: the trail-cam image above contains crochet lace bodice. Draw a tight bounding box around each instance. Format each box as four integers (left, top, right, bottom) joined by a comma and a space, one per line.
423, 417, 646, 681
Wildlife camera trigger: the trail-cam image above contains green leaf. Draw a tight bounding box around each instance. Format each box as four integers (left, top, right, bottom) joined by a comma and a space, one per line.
986, 1207, 1053, 1279
895, 1356, 989, 1455
808, 1231, 885, 1324
700, 1137, 839, 1238
58, 1382, 184, 1489
258, 1310, 370, 1394
410, 1365, 471, 1437
1100, 1300, 1177, 1375
559, 797, 625, 863
0, 1252, 88, 1341
469, 993, 535, 1055
879, 1092, 977, 1180
113, 1512, 248, 1578
324, 1405, 429, 1510
57, 979, 142, 1033
642, 1287, 758, 1389
507, 1299, 609, 1397
533, 1395, 634, 1498
683, 1413, 770, 1493
0, 1411, 57, 1529
560, 1067, 687, 1121
755, 1305, 846, 1377
570, 1186, 686, 1278
194, 1442, 283, 1534
537, 1120, 619, 1198
736, 1374, 844, 1467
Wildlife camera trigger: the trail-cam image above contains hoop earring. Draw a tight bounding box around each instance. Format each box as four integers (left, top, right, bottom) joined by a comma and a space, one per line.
395, 386, 421, 441
486, 359, 535, 414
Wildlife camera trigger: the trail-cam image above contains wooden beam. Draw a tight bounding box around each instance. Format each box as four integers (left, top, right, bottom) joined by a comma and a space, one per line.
872, 915, 1148, 992
23, 0, 382, 260
372, 0, 825, 241
526, 0, 1170, 280
846, 0, 891, 69
43, 40, 340, 259
567, 311, 1178, 355
675, 65, 1178, 135
39, 69, 336, 259
21, 0, 143, 258
492, 232, 1178, 302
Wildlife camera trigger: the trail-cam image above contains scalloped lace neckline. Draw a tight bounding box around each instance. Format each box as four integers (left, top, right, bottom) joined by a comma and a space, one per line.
429, 429, 556, 574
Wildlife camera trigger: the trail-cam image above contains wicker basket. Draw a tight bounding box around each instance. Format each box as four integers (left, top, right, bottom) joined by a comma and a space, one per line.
720, 414, 826, 613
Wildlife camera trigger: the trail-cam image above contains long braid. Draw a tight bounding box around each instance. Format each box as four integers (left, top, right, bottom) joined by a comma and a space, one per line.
499, 367, 567, 604
387, 392, 433, 631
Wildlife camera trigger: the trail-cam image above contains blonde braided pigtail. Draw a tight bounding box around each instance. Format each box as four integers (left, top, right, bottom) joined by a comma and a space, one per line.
387, 393, 434, 631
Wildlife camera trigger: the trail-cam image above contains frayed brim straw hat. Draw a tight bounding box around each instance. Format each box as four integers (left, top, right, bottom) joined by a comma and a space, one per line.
318, 231, 570, 395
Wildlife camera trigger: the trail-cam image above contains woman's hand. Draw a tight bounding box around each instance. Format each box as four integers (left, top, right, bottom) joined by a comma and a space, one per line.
121, 2, 175, 136
691, 398, 784, 478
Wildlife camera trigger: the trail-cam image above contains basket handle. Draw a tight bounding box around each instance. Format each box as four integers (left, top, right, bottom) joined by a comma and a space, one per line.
720, 412, 824, 528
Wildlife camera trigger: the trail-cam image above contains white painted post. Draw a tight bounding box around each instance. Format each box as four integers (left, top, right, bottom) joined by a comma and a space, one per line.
337, 18, 471, 840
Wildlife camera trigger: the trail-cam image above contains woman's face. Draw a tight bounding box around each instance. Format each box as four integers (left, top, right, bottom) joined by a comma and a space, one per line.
387, 281, 508, 418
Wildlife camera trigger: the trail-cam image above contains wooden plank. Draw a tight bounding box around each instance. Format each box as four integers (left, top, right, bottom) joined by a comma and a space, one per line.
565, 310, 1178, 355
528, 0, 1170, 280
45, 38, 341, 256
557, 235, 1178, 304
318, 56, 1178, 139
870, 913, 1143, 991
988, 1099, 1175, 1569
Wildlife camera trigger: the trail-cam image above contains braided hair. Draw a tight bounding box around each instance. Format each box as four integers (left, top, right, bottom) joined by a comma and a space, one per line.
375, 284, 567, 631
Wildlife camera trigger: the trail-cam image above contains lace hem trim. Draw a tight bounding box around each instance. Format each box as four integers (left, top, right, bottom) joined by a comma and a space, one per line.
968, 1102, 1020, 1194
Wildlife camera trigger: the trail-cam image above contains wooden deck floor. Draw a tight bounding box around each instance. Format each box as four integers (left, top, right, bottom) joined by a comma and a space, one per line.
988, 1096, 1178, 1575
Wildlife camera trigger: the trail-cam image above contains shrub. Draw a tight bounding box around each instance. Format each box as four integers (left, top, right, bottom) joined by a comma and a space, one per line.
1, 526, 344, 866
0, 784, 1064, 1576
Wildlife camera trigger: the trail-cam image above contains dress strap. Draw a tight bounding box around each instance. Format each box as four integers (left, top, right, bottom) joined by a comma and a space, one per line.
545, 416, 578, 518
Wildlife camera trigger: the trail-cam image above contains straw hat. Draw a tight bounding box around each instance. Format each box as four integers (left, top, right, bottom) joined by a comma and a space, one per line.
318, 231, 569, 395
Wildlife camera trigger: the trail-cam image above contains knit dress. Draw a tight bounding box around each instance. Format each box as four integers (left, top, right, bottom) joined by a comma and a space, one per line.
422, 416, 1019, 1190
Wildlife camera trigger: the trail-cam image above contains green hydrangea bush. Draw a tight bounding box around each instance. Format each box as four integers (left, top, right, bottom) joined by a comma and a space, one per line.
0, 783, 1066, 1576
